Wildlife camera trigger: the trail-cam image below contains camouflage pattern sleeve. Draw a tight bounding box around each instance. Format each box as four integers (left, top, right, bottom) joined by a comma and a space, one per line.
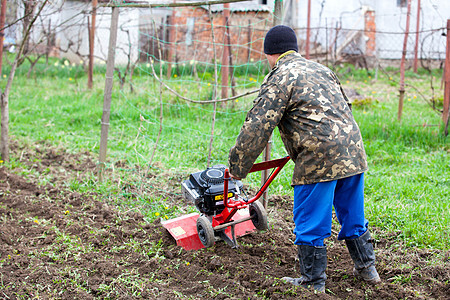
331, 72, 352, 111
228, 82, 288, 179
229, 52, 367, 185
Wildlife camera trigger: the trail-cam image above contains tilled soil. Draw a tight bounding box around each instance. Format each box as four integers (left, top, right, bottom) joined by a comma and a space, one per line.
0, 142, 449, 299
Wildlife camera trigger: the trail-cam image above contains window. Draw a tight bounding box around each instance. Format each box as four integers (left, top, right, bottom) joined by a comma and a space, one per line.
397, 0, 407, 7
186, 18, 195, 46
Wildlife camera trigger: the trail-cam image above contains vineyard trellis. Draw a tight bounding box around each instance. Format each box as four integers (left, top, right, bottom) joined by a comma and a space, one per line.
0, 0, 448, 194
89, 0, 450, 198
97, 0, 283, 200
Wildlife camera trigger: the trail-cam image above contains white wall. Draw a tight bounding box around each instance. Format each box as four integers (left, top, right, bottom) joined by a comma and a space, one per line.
58, 3, 140, 65
294, 0, 450, 59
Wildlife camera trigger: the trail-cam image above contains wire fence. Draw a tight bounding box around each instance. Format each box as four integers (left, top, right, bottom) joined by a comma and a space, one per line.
7, 1, 448, 189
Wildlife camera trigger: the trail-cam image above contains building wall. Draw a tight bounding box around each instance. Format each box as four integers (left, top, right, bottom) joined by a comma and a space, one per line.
57, 3, 140, 65
294, 0, 450, 60
139, 7, 271, 65
29, 1, 269, 66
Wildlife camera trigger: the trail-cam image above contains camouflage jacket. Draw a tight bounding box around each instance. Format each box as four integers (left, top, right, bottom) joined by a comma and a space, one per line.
228, 52, 368, 185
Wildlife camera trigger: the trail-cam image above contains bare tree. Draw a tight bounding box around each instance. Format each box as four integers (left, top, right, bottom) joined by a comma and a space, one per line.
0, 0, 49, 162
115, 19, 139, 93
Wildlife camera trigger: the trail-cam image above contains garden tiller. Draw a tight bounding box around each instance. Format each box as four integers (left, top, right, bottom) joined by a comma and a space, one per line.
162, 156, 290, 250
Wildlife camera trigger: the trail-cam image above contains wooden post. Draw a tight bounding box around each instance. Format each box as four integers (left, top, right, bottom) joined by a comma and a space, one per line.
398, 0, 411, 121
221, 3, 230, 99
167, 1, 176, 78
413, 0, 421, 73
207, 4, 219, 168
227, 20, 236, 97
443, 19, 450, 135
305, 0, 311, 59
0, 0, 7, 75
247, 20, 252, 61
273, 0, 282, 26
98, 7, 119, 181
261, 0, 283, 208
88, 0, 97, 89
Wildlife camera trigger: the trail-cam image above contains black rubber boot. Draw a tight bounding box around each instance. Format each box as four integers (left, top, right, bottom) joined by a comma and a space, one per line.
282, 245, 327, 292
345, 230, 381, 283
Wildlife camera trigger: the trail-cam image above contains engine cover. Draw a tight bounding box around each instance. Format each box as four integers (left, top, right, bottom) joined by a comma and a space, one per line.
181, 164, 243, 215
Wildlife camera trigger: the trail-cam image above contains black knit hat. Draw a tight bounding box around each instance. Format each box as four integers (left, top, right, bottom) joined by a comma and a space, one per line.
263, 25, 298, 55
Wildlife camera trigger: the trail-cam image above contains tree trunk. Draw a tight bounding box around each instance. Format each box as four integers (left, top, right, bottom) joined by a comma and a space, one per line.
0, 0, 48, 162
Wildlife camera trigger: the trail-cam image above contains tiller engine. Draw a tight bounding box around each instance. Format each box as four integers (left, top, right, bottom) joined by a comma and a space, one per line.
162, 156, 290, 250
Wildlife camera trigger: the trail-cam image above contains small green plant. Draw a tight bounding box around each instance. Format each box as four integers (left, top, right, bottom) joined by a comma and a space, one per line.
352, 96, 376, 107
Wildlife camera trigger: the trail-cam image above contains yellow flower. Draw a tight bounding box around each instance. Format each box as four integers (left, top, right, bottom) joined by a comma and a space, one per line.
155, 212, 160, 217
372, 91, 376, 94
146, 63, 150, 68
363, 111, 367, 114
207, 83, 211, 86
408, 98, 411, 102
64, 60, 70, 66
54, 62, 59, 66
186, 262, 190, 266
2, 74, 6, 78
174, 74, 178, 78
413, 95, 417, 99
0, 160, 3, 163
8, 255, 11, 259
235, 99, 239, 103
69, 78, 73, 81
164, 215, 169, 219
249, 77, 254, 81
389, 77, 393, 80
346, 80, 350, 84
64, 210, 70, 215
368, 76, 372, 79
34, 220, 39, 224
164, 206, 169, 210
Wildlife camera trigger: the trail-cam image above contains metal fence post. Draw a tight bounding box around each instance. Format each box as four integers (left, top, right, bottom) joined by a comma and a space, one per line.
261, 0, 283, 208
398, 0, 412, 121
443, 19, 450, 135
413, 0, 421, 73
305, 0, 311, 59
88, 0, 98, 89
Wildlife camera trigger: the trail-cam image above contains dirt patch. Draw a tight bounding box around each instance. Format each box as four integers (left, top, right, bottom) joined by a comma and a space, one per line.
0, 142, 449, 299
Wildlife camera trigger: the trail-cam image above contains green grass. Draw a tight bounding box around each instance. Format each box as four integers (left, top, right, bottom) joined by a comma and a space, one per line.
2, 57, 449, 250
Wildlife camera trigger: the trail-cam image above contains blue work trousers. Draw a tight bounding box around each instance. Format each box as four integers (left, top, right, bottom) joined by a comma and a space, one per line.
293, 173, 368, 246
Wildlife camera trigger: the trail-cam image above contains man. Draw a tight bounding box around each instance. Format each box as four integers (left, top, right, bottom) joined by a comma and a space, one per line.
228, 25, 380, 292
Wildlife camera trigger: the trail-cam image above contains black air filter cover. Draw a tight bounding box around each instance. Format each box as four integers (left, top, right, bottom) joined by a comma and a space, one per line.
200, 166, 225, 185
182, 164, 243, 215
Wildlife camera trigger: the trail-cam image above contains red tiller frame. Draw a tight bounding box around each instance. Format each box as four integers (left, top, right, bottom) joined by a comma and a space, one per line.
217, 156, 290, 224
